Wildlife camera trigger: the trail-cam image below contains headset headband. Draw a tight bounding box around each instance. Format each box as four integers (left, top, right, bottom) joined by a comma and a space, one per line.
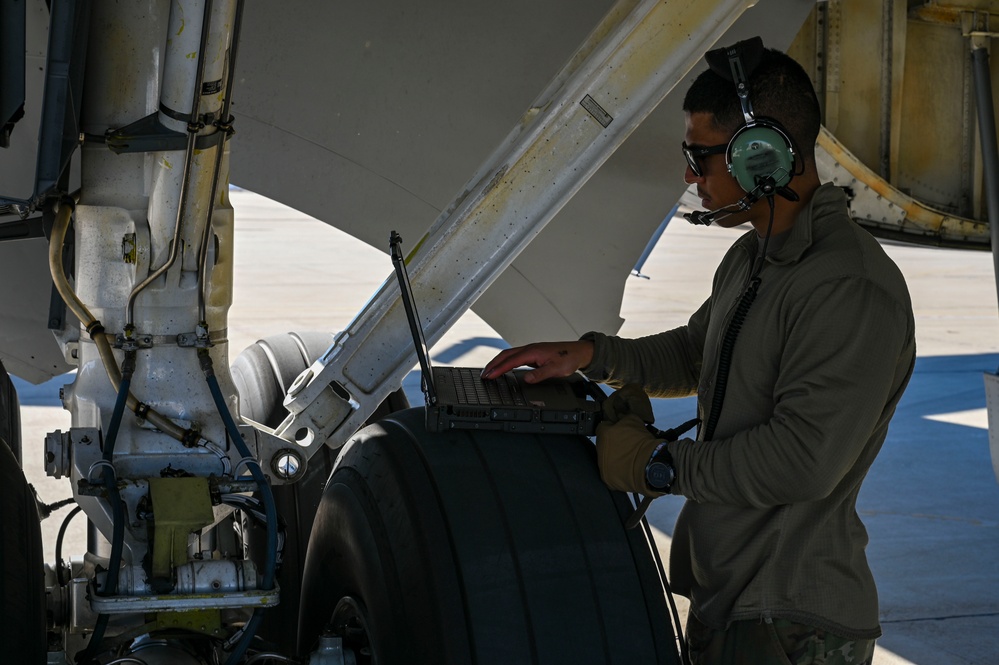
726, 47, 755, 125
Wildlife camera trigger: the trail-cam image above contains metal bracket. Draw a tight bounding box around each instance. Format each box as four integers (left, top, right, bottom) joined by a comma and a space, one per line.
88, 582, 279, 614
238, 421, 316, 485
112, 329, 227, 349
105, 111, 231, 154
115, 333, 154, 350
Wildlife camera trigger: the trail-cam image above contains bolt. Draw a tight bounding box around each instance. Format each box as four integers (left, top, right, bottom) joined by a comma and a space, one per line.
273, 451, 302, 480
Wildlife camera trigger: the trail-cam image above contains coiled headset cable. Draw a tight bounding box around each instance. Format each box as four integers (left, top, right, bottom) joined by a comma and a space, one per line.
703, 194, 775, 439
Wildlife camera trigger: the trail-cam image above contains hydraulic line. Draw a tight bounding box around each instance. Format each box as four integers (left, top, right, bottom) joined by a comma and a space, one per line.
55, 506, 84, 586
76, 353, 134, 664
48, 201, 97, 327
48, 202, 192, 444
126, 0, 217, 329
124, 144, 192, 327
224, 611, 265, 665
200, 351, 277, 588
100, 350, 135, 598
199, 349, 277, 665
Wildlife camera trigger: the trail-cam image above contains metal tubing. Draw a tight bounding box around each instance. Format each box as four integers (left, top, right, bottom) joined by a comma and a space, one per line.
126, 0, 216, 327
971, 46, 999, 316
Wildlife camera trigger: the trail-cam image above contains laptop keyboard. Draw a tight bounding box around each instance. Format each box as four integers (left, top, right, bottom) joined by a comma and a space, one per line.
453, 368, 527, 406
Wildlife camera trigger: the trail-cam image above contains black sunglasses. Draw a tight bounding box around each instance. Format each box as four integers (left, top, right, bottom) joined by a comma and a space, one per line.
682, 141, 728, 177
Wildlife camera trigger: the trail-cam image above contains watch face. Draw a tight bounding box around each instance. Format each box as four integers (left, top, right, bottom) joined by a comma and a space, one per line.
647, 461, 674, 490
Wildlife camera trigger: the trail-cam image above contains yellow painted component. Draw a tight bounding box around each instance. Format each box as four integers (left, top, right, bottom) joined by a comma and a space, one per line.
154, 609, 223, 637
148, 477, 215, 581
818, 128, 988, 239
909, 3, 999, 28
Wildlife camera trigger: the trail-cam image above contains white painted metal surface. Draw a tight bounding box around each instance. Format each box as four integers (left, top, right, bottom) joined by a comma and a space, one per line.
62, 0, 244, 566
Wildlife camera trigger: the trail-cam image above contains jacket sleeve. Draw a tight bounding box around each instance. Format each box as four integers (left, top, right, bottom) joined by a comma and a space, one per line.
667, 275, 915, 507
580, 296, 711, 398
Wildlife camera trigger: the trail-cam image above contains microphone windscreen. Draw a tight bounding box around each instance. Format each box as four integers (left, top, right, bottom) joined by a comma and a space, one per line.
684, 210, 713, 226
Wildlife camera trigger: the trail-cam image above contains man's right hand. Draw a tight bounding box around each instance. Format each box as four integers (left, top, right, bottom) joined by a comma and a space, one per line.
481, 340, 594, 384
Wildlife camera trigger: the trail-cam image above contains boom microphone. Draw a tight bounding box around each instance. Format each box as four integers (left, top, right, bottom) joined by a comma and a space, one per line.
683, 190, 757, 226
683, 209, 717, 226
684, 171, 796, 226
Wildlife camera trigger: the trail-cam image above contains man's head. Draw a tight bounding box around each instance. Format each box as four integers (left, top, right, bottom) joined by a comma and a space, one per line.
682, 44, 821, 163
680, 42, 822, 232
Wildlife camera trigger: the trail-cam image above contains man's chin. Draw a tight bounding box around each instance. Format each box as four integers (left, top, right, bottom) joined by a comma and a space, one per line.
713, 211, 753, 229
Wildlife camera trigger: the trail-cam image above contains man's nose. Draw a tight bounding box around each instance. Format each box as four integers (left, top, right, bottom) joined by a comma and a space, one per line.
683, 163, 702, 184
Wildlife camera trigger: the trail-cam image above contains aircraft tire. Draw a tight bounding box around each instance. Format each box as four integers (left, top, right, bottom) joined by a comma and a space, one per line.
297, 407, 680, 664
0, 359, 21, 462
230, 331, 409, 654
0, 441, 47, 665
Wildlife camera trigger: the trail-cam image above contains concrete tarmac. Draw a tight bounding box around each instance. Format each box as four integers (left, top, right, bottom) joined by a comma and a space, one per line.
16, 188, 999, 664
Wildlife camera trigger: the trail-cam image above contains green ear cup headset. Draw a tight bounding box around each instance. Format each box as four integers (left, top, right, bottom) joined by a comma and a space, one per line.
728, 123, 795, 194
708, 37, 798, 198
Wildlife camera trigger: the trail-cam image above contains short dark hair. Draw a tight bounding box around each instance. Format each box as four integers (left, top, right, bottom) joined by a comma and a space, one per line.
682, 47, 821, 160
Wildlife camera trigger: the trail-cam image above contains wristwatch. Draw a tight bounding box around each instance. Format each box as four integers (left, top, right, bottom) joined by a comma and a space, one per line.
644, 441, 675, 493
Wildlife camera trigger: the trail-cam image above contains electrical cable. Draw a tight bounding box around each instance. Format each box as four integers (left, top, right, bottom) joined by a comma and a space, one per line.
221, 494, 286, 565
55, 505, 84, 586
703, 195, 775, 440
634, 502, 690, 665
200, 357, 277, 588
198, 349, 277, 665
223, 603, 266, 665
101, 350, 134, 597
42, 496, 77, 514
76, 350, 134, 664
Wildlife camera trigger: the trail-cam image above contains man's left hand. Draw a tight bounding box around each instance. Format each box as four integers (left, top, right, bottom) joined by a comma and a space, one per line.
601, 383, 655, 424
595, 413, 666, 496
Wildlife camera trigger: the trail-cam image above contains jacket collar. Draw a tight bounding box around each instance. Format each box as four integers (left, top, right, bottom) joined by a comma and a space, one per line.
735, 183, 845, 266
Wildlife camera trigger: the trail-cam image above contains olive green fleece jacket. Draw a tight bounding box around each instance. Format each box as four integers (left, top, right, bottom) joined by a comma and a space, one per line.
581, 183, 916, 639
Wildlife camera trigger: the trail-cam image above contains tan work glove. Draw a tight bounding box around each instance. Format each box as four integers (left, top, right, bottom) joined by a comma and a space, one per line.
596, 385, 666, 496
596, 414, 665, 495
601, 383, 655, 425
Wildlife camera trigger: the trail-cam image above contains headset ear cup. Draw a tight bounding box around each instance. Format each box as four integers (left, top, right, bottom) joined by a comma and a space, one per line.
726, 123, 795, 193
